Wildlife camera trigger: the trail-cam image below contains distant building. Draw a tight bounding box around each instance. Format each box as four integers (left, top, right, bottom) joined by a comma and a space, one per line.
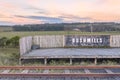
72, 28, 80, 31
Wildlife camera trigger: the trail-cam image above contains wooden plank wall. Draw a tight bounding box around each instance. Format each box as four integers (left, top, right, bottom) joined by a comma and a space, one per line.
110, 35, 120, 47
19, 36, 32, 55
33, 35, 64, 48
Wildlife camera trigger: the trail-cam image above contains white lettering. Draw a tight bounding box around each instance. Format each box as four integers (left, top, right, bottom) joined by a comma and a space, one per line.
80, 38, 82, 43
96, 38, 99, 43
72, 38, 75, 44
71, 37, 103, 44
83, 38, 86, 43
76, 38, 79, 43
99, 38, 102, 43
91, 38, 94, 43
87, 38, 91, 43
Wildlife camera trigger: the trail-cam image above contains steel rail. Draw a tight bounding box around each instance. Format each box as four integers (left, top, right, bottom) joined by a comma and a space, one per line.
0, 73, 120, 77
0, 65, 120, 69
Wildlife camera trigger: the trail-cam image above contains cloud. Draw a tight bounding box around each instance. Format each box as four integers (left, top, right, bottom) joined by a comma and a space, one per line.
59, 14, 92, 20
1, 0, 120, 25
0, 1, 21, 11
0, 14, 8, 18
0, 14, 13, 18
89, 12, 120, 21
0, 21, 15, 25
25, 6, 49, 14
15, 15, 64, 23
57, 13, 94, 23
105, 0, 120, 5
15, 14, 94, 23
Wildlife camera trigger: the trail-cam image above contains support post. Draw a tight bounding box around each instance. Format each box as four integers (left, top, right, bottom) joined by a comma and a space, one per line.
94, 58, 97, 65
44, 58, 47, 65
19, 58, 22, 65
70, 58, 72, 65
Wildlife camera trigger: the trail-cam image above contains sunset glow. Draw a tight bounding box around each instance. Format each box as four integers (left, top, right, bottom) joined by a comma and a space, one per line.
0, 0, 120, 25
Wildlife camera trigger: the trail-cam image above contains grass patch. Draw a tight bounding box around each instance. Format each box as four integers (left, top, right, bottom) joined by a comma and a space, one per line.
0, 27, 13, 32
0, 48, 19, 66
0, 31, 120, 38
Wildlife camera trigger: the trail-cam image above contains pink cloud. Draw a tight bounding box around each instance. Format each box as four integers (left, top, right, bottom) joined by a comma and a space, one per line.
106, 0, 120, 5
0, 1, 19, 9
89, 12, 120, 22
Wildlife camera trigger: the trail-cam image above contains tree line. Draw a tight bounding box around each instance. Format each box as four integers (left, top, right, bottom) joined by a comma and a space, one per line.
0, 36, 20, 48
13, 24, 64, 31
12, 22, 120, 32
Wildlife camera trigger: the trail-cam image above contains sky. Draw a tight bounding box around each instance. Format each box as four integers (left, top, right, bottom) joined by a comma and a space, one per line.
0, 0, 120, 25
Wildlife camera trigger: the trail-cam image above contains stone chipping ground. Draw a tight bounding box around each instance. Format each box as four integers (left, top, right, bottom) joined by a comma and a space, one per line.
0, 77, 120, 80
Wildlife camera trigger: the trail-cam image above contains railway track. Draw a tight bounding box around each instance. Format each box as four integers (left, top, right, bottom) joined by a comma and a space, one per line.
0, 66, 120, 80
0, 66, 120, 77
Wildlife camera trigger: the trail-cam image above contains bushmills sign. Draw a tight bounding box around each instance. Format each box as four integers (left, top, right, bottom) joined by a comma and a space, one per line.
65, 35, 110, 47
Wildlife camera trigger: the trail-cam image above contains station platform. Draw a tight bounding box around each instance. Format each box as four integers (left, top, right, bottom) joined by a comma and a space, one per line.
21, 48, 120, 59
20, 48, 120, 65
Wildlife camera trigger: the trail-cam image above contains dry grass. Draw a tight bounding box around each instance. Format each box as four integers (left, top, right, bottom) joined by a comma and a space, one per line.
0, 31, 120, 38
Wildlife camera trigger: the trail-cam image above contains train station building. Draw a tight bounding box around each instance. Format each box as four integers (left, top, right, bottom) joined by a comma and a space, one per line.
19, 35, 120, 65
